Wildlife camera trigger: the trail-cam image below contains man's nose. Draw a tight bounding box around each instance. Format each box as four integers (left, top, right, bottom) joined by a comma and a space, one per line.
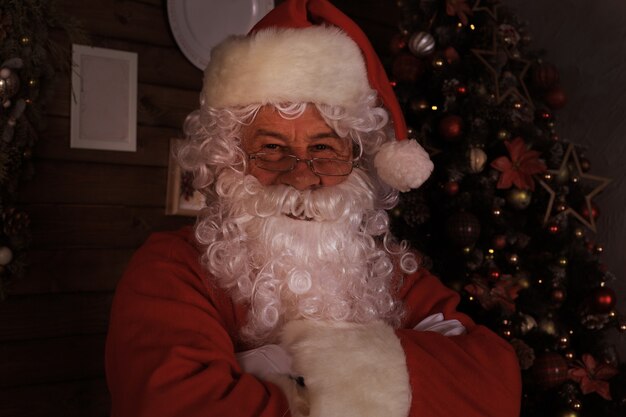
280, 159, 321, 190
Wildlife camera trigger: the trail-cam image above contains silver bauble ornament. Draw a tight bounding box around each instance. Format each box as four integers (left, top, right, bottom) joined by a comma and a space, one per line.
0, 246, 13, 266
519, 314, 538, 335
0, 69, 20, 102
408, 31, 435, 57
468, 147, 488, 173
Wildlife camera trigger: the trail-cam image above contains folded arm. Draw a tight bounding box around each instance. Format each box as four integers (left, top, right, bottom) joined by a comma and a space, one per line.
396, 268, 522, 417
105, 231, 292, 417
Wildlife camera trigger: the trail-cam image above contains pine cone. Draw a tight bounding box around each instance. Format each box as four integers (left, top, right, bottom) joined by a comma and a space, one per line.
510, 338, 535, 370
2, 207, 30, 237
400, 192, 430, 226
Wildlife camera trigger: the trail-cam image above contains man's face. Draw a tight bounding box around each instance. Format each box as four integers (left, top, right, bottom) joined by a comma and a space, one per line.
241, 105, 353, 190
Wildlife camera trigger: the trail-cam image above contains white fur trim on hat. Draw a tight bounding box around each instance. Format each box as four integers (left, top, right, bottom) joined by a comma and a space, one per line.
374, 140, 434, 192
201, 26, 371, 109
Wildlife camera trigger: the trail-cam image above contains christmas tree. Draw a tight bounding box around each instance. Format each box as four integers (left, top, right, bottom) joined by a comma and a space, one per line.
0, 0, 83, 298
387, 0, 625, 415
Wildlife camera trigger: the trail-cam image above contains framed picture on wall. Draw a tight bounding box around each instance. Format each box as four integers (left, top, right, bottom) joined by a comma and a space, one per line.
166, 138, 206, 216
70, 44, 138, 152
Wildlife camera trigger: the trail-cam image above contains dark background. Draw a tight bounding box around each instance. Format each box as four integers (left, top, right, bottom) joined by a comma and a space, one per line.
0, 1, 623, 416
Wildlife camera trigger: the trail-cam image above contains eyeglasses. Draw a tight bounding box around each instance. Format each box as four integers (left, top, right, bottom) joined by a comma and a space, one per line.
248, 152, 358, 176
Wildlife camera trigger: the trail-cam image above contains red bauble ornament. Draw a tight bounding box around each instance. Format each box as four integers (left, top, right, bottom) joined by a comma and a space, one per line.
544, 86, 567, 109
438, 115, 463, 141
532, 352, 569, 390
446, 211, 481, 247
443, 46, 460, 64
488, 267, 501, 281
580, 157, 591, 172
392, 52, 425, 83
492, 234, 507, 249
581, 202, 600, 221
444, 181, 460, 196
390, 33, 408, 55
532, 62, 560, 90
590, 287, 617, 313
537, 109, 553, 121
548, 224, 560, 234
550, 287, 567, 304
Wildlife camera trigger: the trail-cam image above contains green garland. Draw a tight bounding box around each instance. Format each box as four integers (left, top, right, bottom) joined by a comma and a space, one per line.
0, 0, 84, 298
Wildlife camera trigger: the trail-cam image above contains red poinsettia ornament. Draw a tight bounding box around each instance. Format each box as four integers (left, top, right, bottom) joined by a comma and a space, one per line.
491, 137, 547, 190
445, 0, 472, 26
464, 274, 522, 313
568, 354, 618, 400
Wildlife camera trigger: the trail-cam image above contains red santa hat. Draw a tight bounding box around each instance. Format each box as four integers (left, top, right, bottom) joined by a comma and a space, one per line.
201, 0, 433, 192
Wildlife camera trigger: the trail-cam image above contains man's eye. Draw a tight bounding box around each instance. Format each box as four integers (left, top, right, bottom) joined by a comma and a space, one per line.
262, 144, 283, 151
312, 144, 332, 151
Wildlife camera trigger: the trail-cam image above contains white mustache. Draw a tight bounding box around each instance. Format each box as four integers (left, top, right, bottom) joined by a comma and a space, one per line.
217, 169, 376, 223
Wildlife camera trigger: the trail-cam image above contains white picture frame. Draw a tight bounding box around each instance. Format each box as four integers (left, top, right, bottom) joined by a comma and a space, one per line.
70, 44, 138, 152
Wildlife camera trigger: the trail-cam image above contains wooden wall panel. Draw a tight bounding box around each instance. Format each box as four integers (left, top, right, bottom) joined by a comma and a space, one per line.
25, 205, 189, 249
56, 0, 173, 46
38, 117, 176, 166
49, 79, 198, 129
18, 162, 168, 206
0, 379, 110, 417
50, 31, 203, 91
3, 2, 398, 417
12, 249, 133, 295
0, 293, 112, 341
1, 334, 106, 387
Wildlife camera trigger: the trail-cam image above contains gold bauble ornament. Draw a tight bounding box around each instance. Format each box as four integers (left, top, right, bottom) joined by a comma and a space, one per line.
569, 399, 582, 410
507, 189, 532, 210
497, 129, 511, 140
539, 317, 557, 335
557, 410, 579, 417
410, 98, 430, 114
432, 57, 445, 68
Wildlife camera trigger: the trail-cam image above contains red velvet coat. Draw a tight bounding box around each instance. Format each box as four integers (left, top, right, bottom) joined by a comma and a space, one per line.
105, 227, 521, 417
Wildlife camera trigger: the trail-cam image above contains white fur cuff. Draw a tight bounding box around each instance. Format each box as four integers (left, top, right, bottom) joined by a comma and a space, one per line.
374, 140, 434, 192
281, 320, 411, 417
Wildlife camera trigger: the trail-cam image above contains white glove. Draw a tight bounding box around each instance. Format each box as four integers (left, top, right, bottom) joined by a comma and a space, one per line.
236, 344, 294, 380
236, 344, 309, 416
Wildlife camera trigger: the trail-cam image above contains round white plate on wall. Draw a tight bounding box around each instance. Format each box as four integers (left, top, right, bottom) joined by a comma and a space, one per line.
167, 0, 275, 70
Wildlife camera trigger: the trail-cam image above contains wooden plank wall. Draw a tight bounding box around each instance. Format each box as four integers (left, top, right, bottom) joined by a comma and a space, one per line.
0, 1, 398, 416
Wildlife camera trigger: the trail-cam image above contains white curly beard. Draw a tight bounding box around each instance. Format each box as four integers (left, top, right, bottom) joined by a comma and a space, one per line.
196, 168, 408, 346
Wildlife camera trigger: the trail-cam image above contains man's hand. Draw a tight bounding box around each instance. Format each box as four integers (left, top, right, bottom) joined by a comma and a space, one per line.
280, 320, 412, 417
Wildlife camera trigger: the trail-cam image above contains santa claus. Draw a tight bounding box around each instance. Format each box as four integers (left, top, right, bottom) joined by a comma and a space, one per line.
105, 1, 521, 416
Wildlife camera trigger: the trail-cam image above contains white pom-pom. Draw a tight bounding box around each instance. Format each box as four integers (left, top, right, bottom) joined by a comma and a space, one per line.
373, 140, 434, 192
